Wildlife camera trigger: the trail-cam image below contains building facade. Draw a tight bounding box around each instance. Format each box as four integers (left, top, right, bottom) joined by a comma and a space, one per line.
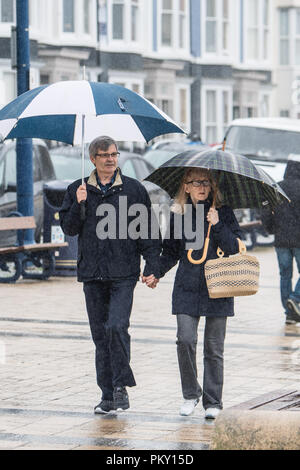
0, 1, 297, 145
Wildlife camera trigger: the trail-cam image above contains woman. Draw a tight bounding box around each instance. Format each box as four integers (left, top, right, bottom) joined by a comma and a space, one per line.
149, 167, 242, 419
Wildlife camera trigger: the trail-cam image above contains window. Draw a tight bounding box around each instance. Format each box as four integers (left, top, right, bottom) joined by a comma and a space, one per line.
279, 9, 289, 65
206, 90, 217, 144
40, 74, 50, 85
112, 0, 124, 40
206, 0, 217, 53
203, 87, 232, 144
131, 0, 139, 41
247, 0, 259, 60
84, 0, 91, 34
260, 94, 270, 117
159, 0, 188, 49
161, 0, 173, 47
296, 9, 300, 65
222, 0, 229, 52
1, 0, 14, 22
245, 0, 270, 62
280, 110, 290, 118
179, 0, 187, 49
263, 0, 269, 60
63, 0, 75, 33
205, 0, 230, 55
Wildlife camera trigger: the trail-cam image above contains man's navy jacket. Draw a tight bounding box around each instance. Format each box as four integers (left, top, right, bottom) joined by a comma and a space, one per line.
59, 168, 161, 282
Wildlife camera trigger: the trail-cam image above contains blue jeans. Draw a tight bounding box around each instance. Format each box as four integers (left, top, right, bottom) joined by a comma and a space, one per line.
276, 248, 300, 314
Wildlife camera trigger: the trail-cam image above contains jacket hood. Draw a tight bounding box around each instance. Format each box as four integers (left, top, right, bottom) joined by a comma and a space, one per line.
284, 154, 300, 180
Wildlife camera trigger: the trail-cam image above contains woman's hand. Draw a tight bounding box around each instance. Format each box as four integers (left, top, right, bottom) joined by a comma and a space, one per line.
141, 274, 159, 289
207, 208, 219, 226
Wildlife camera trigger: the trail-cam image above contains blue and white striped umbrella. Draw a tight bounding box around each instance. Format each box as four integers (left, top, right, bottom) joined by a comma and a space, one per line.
0, 80, 184, 145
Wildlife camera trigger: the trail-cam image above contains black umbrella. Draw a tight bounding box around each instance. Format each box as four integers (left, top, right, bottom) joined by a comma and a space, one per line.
145, 148, 290, 265
145, 148, 289, 210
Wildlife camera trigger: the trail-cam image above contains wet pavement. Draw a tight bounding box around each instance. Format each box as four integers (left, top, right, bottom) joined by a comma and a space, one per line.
0, 246, 299, 450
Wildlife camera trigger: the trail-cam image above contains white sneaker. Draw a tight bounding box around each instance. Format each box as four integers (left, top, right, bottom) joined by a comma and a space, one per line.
205, 408, 220, 420
180, 398, 199, 416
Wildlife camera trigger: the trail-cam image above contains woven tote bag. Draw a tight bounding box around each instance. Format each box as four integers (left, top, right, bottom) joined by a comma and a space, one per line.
204, 239, 260, 299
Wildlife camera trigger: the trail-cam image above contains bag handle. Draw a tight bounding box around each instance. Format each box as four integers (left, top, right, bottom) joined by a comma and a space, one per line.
216, 238, 247, 259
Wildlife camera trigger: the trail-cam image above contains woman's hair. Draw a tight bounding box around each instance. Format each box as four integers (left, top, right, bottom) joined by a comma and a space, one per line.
172, 167, 223, 214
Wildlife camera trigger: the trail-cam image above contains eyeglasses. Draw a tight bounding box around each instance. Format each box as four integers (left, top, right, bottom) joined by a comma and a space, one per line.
95, 152, 120, 159
186, 180, 211, 188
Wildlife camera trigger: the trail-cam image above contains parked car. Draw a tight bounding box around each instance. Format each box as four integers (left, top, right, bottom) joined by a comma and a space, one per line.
143, 141, 210, 169
49, 146, 171, 235
223, 118, 300, 248
0, 139, 56, 247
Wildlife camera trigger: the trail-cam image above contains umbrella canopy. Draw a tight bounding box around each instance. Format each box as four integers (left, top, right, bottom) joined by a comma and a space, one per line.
145, 148, 289, 210
0, 81, 184, 145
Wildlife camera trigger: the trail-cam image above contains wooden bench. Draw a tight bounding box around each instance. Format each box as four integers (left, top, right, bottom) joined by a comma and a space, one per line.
0, 215, 68, 283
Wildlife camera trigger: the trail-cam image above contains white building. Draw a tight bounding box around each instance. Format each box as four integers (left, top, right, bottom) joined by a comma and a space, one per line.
0, 0, 297, 145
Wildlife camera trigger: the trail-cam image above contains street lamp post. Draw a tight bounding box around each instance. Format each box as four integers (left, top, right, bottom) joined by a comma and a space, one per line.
16, 0, 34, 244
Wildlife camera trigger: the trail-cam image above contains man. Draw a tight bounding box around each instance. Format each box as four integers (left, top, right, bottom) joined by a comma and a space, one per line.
261, 154, 300, 325
60, 136, 161, 414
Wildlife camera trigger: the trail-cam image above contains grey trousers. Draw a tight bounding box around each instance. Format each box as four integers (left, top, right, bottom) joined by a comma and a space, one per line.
176, 314, 227, 410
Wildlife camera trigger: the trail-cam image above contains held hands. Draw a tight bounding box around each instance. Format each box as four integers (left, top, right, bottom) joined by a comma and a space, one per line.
207, 208, 219, 226
76, 183, 87, 203
141, 274, 159, 289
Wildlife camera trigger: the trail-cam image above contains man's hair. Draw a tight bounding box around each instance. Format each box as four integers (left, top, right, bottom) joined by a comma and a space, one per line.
89, 136, 117, 157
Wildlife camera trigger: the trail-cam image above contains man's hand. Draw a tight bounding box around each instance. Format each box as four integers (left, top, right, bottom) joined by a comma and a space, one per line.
76, 183, 87, 203
141, 274, 159, 289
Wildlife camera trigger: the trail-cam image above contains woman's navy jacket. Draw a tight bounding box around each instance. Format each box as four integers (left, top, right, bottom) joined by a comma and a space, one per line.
160, 199, 242, 317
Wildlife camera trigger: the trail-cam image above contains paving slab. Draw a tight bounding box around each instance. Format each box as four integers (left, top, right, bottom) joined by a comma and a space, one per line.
0, 246, 299, 450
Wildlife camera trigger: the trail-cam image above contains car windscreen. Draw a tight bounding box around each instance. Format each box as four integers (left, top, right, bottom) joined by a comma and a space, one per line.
50, 154, 94, 181
143, 149, 183, 168
226, 126, 300, 162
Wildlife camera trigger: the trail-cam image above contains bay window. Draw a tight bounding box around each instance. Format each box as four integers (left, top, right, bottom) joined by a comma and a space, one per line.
159, 0, 188, 50
202, 87, 232, 145
204, 0, 230, 55
245, 0, 270, 62
112, 0, 124, 40
84, 0, 91, 34
279, 9, 289, 65
63, 0, 75, 33
1, 0, 14, 22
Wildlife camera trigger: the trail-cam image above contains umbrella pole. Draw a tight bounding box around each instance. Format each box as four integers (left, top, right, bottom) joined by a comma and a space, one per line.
81, 114, 85, 184
80, 114, 86, 220
187, 138, 226, 265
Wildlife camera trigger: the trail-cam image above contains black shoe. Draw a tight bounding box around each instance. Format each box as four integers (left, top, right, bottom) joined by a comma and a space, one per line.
113, 387, 129, 411
286, 314, 297, 325
287, 299, 300, 320
94, 400, 115, 414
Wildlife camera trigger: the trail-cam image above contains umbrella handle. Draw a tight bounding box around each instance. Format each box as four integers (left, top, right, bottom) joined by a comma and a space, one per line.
187, 236, 210, 265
